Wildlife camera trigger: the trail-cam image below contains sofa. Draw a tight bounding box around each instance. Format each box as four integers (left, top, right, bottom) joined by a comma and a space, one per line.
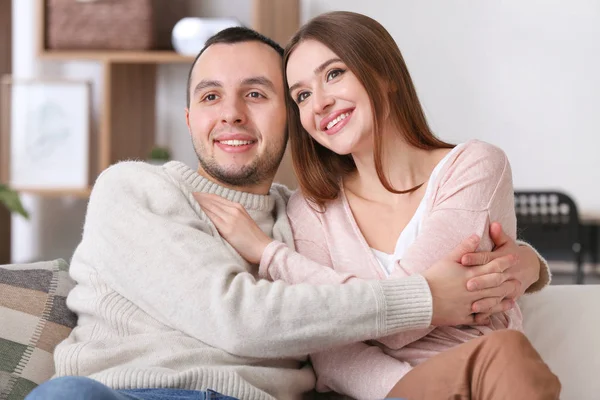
1, 259, 599, 399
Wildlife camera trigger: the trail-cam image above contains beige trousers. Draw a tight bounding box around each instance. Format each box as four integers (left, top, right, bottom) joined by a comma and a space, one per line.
386, 330, 561, 400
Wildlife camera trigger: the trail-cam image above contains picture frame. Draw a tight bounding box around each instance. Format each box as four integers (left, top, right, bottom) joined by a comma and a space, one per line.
0, 76, 92, 192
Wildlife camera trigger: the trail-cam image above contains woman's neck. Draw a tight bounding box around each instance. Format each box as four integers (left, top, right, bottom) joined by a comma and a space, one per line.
345, 129, 442, 205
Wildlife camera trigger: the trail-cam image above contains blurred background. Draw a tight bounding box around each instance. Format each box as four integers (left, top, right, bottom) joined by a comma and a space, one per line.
1, 0, 599, 284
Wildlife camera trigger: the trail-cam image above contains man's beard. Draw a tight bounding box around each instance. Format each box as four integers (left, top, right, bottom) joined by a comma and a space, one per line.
192, 136, 286, 188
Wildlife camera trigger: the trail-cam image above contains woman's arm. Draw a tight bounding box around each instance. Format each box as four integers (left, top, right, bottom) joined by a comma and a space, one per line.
392, 142, 518, 277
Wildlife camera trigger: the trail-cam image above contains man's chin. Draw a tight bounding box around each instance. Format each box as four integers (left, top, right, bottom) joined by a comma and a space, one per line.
200, 163, 261, 186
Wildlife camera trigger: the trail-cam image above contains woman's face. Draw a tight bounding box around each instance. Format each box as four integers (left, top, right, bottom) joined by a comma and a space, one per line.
286, 39, 375, 156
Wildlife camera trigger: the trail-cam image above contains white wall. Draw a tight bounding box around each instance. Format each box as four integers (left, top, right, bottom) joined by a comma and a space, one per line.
9, 0, 600, 262
303, 0, 600, 216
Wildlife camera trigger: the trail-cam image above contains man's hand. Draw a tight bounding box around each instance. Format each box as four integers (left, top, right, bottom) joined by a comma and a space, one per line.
422, 235, 519, 327
461, 222, 541, 302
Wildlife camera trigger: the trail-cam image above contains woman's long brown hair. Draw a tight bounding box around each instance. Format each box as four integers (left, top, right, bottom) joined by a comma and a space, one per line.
283, 11, 453, 208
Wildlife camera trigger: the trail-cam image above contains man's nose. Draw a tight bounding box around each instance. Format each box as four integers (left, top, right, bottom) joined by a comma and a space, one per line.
221, 97, 247, 125
312, 87, 334, 115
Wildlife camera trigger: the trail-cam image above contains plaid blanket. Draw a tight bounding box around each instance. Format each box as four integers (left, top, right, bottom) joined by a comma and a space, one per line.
0, 259, 76, 400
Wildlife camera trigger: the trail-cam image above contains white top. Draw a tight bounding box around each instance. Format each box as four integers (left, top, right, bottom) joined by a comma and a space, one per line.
372, 144, 465, 276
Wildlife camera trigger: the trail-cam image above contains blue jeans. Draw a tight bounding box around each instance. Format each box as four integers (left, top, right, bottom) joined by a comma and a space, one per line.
25, 376, 239, 400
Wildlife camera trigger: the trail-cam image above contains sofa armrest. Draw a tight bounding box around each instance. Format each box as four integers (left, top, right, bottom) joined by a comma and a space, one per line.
519, 285, 600, 400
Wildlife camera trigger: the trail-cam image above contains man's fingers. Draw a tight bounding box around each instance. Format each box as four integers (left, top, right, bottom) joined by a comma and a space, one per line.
467, 272, 508, 292
486, 298, 514, 316
490, 222, 510, 248
473, 313, 491, 325
478, 279, 520, 299
447, 235, 481, 262
466, 254, 518, 281
471, 299, 515, 325
471, 296, 505, 313
461, 251, 492, 266
505, 279, 522, 300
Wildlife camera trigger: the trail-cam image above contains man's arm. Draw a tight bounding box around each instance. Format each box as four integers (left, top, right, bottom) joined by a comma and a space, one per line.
72, 162, 432, 359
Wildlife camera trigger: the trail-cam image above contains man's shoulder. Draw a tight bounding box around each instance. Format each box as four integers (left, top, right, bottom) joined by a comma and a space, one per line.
96, 161, 168, 185
269, 182, 296, 205
91, 161, 176, 199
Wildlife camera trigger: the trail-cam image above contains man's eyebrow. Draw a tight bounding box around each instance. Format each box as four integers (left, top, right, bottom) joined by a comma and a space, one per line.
193, 80, 222, 97
288, 57, 343, 95
241, 76, 276, 92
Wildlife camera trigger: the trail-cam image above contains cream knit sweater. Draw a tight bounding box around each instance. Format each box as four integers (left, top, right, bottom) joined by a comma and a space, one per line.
53, 161, 433, 400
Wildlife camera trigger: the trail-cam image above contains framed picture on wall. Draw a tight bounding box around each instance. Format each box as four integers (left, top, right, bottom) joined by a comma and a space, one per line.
0, 76, 92, 191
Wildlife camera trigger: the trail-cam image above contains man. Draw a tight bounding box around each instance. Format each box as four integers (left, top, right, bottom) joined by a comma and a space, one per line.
27, 28, 555, 400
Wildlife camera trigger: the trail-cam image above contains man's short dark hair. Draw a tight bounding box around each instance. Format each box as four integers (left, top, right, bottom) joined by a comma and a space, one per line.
186, 27, 284, 107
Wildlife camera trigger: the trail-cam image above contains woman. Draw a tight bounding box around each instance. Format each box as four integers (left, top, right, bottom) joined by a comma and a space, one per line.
196, 11, 558, 400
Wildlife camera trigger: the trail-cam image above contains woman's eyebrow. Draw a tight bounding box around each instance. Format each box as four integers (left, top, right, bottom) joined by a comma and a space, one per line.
288, 58, 343, 94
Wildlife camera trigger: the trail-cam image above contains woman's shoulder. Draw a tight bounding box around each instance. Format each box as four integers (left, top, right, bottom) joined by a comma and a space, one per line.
453, 139, 509, 167
434, 140, 510, 186
428, 139, 513, 207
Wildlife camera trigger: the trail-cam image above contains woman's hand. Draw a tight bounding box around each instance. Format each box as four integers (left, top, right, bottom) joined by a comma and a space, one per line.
193, 193, 273, 264
461, 222, 541, 302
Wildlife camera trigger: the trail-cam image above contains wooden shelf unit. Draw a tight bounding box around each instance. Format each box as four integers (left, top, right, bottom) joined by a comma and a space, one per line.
35, 0, 300, 193
11, 188, 92, 199
38, 50, 195, 64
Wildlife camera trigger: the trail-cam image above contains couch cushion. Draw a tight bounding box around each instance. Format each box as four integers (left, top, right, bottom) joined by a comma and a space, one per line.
0, 259, 77, 400
519, 284, 600, 400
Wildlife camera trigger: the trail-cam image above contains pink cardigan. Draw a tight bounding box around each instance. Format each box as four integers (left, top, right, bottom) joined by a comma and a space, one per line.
259, 140, 546, 399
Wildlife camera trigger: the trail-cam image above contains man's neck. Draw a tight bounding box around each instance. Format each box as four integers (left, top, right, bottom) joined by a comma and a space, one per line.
196, 165, 273, 195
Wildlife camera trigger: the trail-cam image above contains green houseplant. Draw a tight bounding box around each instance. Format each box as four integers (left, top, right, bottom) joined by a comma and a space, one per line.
0, 184, 29, 218
148, 146, 172, 165
149, 146, 171, 161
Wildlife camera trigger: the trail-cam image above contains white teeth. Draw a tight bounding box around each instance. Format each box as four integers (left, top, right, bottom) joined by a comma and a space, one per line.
326, 112, 350, 130
219, 140, 253, 146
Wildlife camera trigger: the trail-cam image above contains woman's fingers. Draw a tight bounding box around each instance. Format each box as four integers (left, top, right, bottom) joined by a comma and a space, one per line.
194, 194, 233, 228
200, 204, 226, 228
196, 193, 239, 210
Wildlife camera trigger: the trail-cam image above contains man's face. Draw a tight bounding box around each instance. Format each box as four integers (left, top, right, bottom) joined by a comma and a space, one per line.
186, 41, 287, 193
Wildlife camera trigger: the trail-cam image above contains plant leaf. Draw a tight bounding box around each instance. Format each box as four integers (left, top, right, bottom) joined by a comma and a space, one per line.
0, 184, 30, 219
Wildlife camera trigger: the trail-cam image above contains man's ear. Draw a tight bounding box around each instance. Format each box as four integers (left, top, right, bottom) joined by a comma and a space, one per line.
185, 108, 191, 134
